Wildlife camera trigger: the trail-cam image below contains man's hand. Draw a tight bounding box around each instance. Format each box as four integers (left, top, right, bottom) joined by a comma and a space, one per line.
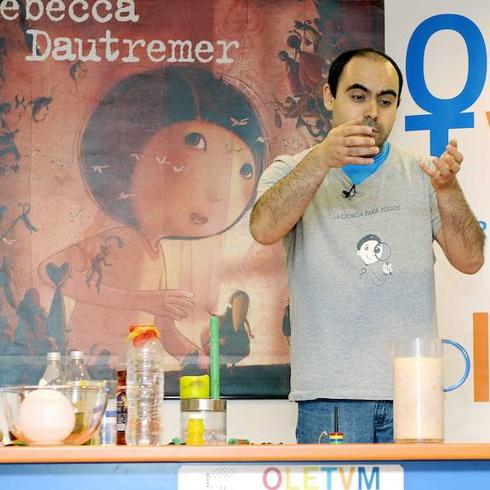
250, 118, 378, 245
420, 139, 463, 191
317, 116, 379, 169
422, 138, 484, 274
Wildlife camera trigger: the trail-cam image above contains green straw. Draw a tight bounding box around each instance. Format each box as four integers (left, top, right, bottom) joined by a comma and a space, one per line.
210, 314, 220, 399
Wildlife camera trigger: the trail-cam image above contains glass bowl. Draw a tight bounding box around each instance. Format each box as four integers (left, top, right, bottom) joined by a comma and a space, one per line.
0, 383, 108, 445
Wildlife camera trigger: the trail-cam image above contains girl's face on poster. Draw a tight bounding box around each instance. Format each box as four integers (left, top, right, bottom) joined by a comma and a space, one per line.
132, 120, 257, 242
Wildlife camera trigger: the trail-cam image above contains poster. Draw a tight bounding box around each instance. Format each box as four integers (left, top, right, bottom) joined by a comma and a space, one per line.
0, 0, 383, 396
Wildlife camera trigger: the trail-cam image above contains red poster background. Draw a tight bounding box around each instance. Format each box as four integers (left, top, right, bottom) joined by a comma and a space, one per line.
0, 0, 383, 396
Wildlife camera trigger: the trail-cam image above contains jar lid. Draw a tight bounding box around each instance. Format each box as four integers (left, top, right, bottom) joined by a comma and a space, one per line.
180, 399, 226, 412
180, 375, 210, 399
69, 350, 84, 360
47, 352, 61, 361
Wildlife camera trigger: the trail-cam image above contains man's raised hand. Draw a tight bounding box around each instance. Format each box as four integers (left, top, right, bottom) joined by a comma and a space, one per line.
318, 116, 379, 169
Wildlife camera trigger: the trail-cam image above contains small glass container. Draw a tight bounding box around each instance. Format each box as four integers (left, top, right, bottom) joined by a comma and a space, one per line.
180, 399, 226, 445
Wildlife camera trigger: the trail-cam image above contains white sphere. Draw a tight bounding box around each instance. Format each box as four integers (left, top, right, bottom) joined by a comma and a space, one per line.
18, 389, 75, 444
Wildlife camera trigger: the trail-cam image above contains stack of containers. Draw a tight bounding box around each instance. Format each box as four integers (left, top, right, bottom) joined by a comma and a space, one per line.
179, 316, 227, 445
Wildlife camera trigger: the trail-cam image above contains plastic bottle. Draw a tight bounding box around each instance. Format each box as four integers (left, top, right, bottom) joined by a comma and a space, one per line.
65, 350, 91, 385
125, 325, 165, 446
38, 352, 64, 386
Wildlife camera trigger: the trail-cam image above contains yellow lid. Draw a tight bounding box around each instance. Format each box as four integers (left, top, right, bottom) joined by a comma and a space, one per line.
180, 374, 210, 399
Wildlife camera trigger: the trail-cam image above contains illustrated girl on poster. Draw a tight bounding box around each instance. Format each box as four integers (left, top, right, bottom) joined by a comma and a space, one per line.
39, 66, 266, 368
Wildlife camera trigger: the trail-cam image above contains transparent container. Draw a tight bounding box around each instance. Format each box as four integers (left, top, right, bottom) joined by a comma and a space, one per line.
66, 351, 91, 384
393, 337, 470, 443
91, 380, 117, 445
125, 326, 164, 446
0, 384, 108, 445
39, 352, 64, 386
180, 399, 226, 445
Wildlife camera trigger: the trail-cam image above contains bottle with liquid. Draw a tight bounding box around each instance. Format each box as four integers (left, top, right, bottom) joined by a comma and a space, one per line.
38, 352, 64, 386
125, 325, 165, 446
65, 351, 91, 385
116, 365, 127, 445
65, 351, 91, 442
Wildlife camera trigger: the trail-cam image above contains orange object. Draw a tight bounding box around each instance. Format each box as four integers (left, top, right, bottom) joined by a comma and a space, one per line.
127, 325, 160, 347
473, 312, 489, 402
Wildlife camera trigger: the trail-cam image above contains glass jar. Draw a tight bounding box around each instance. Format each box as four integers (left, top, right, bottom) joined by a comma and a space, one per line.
180, 399, 226, 445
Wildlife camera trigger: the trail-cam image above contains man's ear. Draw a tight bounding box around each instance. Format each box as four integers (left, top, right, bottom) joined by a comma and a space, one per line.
323, 84, 334, 111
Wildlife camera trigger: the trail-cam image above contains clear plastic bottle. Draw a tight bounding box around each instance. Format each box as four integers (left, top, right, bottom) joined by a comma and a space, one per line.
125, 325, 165, 446
39, 352, 64, 386
65, 350, 91, 384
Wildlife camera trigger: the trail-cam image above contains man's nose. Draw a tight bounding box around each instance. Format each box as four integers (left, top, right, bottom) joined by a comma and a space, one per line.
364, 99, 378, 120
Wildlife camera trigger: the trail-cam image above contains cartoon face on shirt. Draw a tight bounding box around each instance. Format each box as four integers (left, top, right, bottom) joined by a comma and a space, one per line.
357, 238, 382, 265
132, 120, 258, 244
357, 233, 394, 286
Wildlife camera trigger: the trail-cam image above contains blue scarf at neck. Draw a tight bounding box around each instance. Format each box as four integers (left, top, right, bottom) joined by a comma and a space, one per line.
342, 141, 391, 185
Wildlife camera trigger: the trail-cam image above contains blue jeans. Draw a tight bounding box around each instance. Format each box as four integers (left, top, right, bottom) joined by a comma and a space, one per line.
296, 399, 393, 444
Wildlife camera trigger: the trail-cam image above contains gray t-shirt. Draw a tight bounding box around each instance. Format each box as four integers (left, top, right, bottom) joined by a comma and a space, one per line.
256, 143, 441, 400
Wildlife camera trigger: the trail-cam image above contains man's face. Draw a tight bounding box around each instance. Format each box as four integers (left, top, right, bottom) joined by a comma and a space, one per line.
323, 54, 399, 149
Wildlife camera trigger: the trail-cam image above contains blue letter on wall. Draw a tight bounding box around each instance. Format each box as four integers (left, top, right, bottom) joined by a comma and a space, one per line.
405, 14, 487, 155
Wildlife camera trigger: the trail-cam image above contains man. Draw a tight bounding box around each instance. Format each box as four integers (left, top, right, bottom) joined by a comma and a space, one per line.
249, 48, 484, 444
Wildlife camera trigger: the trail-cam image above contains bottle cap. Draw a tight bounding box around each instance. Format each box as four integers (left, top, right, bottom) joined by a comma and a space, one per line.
69, 350, 84, 360
47, 352, 61, 361
127, 325, 160, 347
